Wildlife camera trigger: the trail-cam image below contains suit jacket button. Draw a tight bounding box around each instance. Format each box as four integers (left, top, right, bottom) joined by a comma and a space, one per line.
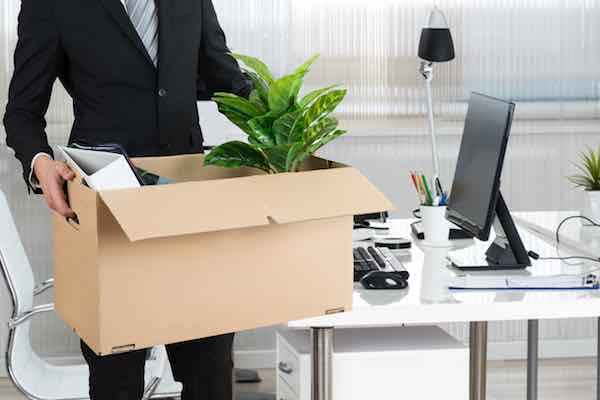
158, 88, 167, 97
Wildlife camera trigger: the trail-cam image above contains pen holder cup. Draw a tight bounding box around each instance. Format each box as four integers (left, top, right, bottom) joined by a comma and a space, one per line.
420, 205, 450, 244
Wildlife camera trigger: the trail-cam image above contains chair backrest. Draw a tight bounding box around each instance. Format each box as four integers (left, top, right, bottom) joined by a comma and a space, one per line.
0, 190, 48, 396
0, 189, 35, 316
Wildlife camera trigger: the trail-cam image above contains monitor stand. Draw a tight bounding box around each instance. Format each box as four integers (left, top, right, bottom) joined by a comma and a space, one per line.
452, 192, 531, 271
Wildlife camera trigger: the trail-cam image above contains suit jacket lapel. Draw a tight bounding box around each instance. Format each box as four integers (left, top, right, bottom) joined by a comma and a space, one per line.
98, 0, 156, 68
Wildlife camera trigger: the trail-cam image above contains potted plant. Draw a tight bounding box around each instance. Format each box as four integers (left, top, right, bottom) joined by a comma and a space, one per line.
204, 54, 347, 173
568, 146, 600, 224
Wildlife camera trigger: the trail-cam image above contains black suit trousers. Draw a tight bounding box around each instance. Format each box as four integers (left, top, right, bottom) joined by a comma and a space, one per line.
81, 334, 234, 400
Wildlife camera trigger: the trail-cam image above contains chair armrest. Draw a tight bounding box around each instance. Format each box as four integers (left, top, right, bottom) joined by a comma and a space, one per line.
34, 278, 54, 296
9, 303, 54, 329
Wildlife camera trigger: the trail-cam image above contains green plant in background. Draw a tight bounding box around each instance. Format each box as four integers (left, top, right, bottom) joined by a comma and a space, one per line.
204, 54, 348, 173
568, 146, 600, 191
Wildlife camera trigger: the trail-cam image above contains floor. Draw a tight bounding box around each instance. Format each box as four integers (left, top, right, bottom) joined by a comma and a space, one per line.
0, 358, 597, 399
488, 358, 597, 400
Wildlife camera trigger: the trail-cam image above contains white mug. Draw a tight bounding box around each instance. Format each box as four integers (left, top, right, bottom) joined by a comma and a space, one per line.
420, 205, 451, 244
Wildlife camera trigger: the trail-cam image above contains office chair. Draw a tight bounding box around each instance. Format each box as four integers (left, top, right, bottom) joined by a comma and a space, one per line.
0, 189, 181, 399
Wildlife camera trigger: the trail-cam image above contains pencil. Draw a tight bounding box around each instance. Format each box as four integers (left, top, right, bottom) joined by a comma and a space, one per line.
410, 172, 423, 204
416, 173, 426, 205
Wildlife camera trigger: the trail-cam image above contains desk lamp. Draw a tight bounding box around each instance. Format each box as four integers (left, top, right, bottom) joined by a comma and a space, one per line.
418, 7, 455, 180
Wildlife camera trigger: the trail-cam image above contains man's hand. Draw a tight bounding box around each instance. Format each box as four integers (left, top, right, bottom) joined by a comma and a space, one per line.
33, 155, 76, 218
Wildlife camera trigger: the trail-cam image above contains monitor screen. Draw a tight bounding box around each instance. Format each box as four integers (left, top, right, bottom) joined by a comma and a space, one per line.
446, 93, 515, 241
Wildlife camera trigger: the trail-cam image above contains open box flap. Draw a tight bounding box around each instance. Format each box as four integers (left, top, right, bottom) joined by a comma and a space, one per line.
98, 167, 394, 242
252, 168, 394, 224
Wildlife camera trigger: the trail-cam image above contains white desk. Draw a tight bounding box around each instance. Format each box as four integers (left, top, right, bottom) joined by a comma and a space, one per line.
515, 211, 600, 400
515, 211, 600, 258
289, 218, 600, 400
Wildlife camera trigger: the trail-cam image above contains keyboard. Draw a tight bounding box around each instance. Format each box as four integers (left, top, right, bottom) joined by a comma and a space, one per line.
353, 246, 409, 282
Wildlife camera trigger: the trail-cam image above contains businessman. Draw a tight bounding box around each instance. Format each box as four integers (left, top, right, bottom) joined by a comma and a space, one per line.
4, 0, 251, 398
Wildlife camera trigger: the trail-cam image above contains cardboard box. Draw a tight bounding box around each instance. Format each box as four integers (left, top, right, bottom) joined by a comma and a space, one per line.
53, 154, 393, 355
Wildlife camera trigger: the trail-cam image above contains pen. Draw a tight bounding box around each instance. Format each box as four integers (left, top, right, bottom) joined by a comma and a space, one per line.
440, 192, 448, 206
421, 175, 433, 206
435, 177, 443, 197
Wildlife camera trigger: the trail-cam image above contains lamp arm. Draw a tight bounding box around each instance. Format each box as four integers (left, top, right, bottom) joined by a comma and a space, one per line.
420, 61, 440, 179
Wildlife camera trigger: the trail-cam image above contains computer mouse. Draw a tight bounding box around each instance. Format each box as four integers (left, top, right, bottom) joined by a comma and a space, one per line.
360, 271, 408, 290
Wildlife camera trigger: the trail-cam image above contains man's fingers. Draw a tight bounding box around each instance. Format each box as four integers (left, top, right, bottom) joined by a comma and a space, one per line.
56, 162, 75, 181
42, 191, 54, 212
48, 181, 75, 218
37, 160, 75, 217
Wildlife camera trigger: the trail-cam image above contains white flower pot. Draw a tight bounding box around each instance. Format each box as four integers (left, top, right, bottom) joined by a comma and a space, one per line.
582, 191, 600, 225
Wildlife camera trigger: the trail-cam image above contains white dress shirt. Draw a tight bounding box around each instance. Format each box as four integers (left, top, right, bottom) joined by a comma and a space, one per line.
30, 0, 130, 189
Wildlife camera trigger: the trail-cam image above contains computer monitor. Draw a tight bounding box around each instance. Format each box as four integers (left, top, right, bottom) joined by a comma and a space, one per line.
446, 93, 531, 270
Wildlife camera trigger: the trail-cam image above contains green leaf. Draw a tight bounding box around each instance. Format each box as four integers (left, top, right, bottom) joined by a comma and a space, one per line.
294, 54, 320, 76
302, 89, 347, 139
306, 116, 338, 143
272, 110, 301, 145
290, 79, 304, 107
570, 146, 600, 190
288, 118, 307, 143
286, 142, 309, 172
245, 71, 269, 105
268, 55, 321, 118
204, 141, 271, 172
216, 103, 254, 136
569, 175, 592, 185
308, 129, 347, 154
213, 92, 263, 117
288, 55, 320, 105
247, 115, 276, 147
262, 145, 292, 173
230, 53, 275, 85
298, 85, 338, 108
285, 128, 345, 172
249, 90, 268, 114
289, 99, 342, 146
268, 73, 303, 117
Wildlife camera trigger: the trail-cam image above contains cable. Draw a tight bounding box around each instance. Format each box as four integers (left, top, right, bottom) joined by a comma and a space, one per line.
526, 250, 600, 284
528, 250, 600, 265
517, 217, 600, 283
555, 215, 600, 244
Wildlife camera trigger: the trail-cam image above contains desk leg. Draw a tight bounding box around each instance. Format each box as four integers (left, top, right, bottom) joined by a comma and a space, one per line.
527, 320, 539, 400
470, 321, 488, 400
311, 327, 334, 400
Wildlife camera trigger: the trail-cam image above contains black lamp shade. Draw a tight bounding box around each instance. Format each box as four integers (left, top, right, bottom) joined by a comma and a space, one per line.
418, 28, 455, 63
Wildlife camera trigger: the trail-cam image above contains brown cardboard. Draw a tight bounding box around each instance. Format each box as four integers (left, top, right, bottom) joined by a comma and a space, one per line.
53, 154, 393, 355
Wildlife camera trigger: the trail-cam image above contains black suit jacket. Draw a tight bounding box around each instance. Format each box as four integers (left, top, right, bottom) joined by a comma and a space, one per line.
4, 0, 251, 192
